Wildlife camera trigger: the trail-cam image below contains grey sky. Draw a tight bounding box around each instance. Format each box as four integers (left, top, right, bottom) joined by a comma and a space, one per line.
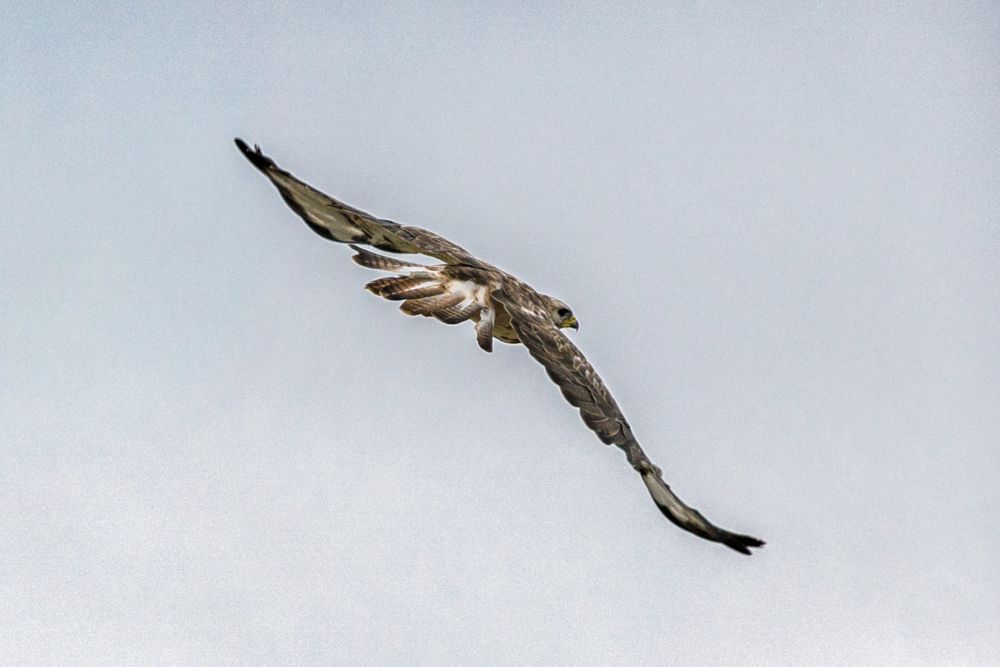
2, 2, 998, 664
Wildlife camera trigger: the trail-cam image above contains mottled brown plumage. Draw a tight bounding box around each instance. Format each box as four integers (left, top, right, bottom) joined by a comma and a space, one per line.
236, 138, 764, 554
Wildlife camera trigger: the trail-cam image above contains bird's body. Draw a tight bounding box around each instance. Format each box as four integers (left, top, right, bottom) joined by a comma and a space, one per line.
235, 138, 764, 554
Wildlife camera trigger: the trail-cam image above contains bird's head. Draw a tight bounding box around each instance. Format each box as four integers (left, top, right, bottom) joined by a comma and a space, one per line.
543, 296, 579, 331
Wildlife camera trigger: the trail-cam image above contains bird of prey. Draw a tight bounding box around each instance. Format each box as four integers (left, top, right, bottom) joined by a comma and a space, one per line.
235, 138, 764, 555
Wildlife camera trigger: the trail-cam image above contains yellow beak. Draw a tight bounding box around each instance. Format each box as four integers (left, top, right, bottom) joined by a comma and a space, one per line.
563, 316, 579, 331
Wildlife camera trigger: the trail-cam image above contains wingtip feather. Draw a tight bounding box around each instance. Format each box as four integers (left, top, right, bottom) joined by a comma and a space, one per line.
721, 533, 766, 555
233, 137, 274, 171
643, 472, 765, 555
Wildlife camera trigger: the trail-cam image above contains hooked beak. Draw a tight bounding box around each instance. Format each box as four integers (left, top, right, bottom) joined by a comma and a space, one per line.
566, 316, 579, 331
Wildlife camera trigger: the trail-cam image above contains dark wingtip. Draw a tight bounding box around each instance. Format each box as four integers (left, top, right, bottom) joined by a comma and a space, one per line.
233, 137, 274, 171
722, 533, 766, 555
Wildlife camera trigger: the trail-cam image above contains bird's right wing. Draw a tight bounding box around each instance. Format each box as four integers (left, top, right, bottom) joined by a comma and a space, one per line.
494, 282, 765, 554
235, 139, 481, 266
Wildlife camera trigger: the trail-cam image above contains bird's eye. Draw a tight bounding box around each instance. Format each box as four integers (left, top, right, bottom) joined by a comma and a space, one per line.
557, 308, 569, 317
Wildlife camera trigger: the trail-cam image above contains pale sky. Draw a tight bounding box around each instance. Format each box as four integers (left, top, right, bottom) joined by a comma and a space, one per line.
2, 2, 999, 664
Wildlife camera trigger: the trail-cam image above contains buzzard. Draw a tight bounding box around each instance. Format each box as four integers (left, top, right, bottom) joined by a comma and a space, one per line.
235, 139, 764, 555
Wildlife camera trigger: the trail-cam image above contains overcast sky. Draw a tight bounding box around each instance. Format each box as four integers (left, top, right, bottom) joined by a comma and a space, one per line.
2, 2, 998, 664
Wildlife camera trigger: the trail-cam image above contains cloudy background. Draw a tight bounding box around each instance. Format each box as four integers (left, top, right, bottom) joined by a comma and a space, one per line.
3, 2, 998, 664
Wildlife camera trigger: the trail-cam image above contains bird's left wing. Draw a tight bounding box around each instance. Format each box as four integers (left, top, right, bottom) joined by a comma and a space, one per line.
493, 282, 765, 554
235, 139, 481, 266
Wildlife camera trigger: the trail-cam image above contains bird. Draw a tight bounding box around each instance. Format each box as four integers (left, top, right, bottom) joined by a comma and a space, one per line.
235, 138, 764, 555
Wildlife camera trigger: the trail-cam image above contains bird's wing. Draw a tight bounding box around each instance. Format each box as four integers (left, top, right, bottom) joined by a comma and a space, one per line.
493, 282, 765, 554
235, 139, 480, 266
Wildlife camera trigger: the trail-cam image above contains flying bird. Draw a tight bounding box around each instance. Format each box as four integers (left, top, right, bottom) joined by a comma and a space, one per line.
235, 138, 764, 555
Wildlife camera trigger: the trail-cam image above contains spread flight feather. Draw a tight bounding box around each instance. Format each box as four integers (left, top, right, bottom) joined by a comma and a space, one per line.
235, 138, 764, 554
